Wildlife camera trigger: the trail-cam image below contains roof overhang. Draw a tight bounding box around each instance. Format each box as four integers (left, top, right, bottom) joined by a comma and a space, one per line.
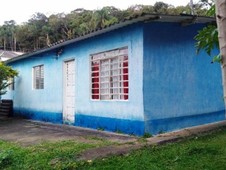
6, 14, 215, 64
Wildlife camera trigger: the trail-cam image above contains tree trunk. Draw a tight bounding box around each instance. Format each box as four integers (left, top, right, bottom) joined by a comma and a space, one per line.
46, 33, 50, 46
215, 0, 226, 107
190, 0, 194, 15
3, 37, 6, 50
14, 36, 17, 51
11, 35, 13, 51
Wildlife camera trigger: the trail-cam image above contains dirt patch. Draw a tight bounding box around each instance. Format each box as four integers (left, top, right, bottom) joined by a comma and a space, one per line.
77, 143, 144, 160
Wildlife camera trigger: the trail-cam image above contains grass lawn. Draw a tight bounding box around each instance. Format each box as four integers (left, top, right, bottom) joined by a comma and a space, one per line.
0, 139, 110, 170
0, 128, 226, 170
80, 128, 226, 170
0, 141, 91, 169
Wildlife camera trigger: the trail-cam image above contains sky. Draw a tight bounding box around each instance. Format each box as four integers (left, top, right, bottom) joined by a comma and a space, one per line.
0, 0, 197, 25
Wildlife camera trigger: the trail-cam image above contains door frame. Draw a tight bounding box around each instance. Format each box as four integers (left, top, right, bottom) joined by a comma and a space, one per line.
63, 58, 76, 124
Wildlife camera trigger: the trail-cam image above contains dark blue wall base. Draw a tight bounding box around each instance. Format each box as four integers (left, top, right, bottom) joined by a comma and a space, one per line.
13, 109, 225, 136
12, 109, 145, 136
13, 108, 63, 124
145, 110, 225, 135
75, 114, 145, 136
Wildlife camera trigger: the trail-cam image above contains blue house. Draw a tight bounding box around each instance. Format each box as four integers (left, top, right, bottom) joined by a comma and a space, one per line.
3, 14, 225, 135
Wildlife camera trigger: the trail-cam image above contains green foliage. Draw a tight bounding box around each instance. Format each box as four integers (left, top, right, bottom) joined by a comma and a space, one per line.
97, 127, 105, 131
207, 4, 216, 16
0, 149, 13, 167
0, 140, 97, 169
0, 62, 18, 95
194, 2, 221, 63
195, 24, 218, 56
212, 54, 222, 63
0, 2, 210, 52
115, 129, 123, 134
143, 132, 152, 138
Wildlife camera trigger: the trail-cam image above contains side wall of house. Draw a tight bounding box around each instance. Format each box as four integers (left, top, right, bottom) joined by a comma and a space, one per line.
143, 22, 225, 135
3, 23, 145, 135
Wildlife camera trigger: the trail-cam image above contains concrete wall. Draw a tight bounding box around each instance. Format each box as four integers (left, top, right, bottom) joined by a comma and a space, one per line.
4, 23, 145, 135
143, 22, 225, 135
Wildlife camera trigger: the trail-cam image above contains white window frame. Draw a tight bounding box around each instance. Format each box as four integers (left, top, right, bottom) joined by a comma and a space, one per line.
90, 47, 129, 101
33, 65, 44, 89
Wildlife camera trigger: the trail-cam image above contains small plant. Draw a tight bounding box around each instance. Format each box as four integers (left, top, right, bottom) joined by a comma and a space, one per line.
115, 129, 123, 134
129, 133, 135, 136
0, 62, 18, 96
97, 127, 105, 131
143, 133, 152, 138
158, 130, 165, 134
138, 137, 147, 143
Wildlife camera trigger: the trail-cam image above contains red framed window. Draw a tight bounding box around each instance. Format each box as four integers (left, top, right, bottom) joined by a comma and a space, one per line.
91, 47, 129, 100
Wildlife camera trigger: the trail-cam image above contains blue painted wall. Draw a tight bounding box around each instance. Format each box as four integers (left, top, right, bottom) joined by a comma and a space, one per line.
3, 23, 145, 135
143, 22, 225, 134
4, 21, 224, 136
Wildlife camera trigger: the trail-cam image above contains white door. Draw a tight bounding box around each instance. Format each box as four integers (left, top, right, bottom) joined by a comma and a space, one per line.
63, 60, 75, 124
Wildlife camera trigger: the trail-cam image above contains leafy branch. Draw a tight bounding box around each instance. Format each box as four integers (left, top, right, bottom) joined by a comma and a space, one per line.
0, 62, 18, 96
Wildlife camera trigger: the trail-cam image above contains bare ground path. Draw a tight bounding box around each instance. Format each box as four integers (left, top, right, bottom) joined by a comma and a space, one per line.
0, 117, 137, 146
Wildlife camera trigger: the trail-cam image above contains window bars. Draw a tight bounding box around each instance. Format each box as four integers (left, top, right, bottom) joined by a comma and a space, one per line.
91, 47, 129, 100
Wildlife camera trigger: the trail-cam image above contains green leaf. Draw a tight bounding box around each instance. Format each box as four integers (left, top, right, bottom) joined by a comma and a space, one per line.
0, 62, 18, 96
206, 5, 215, 16
212, 54, 222, 63
195, 24, 218, 57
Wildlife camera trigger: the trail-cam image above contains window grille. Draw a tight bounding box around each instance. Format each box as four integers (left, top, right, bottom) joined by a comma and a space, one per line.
33, 65, 44, 89
91, 47, 129, 100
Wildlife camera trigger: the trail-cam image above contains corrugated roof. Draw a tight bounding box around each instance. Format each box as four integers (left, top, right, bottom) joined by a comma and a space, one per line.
6, 13, 215, 64
0, 50, 24, 61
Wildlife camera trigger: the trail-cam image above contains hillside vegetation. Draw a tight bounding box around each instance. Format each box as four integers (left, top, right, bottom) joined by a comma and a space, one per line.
0, 1, 210, 52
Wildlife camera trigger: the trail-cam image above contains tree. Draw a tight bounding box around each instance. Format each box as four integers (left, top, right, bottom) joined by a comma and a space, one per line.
94, 7, 118, 28
215, 0, 226, 103
0, 2, 207, 52
28, 13, 48, 50
154, 1, 170, 13
195, 24, 219, 61
0, 62, 18, 97
0, 20, 17, 51
195, 0, 226, 103
195, 1, 218, 60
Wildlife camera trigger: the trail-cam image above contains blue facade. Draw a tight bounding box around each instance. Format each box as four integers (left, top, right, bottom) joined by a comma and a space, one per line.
3, 20, 226, 136
4, 24, 145, 135
143, 22, 225, 134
